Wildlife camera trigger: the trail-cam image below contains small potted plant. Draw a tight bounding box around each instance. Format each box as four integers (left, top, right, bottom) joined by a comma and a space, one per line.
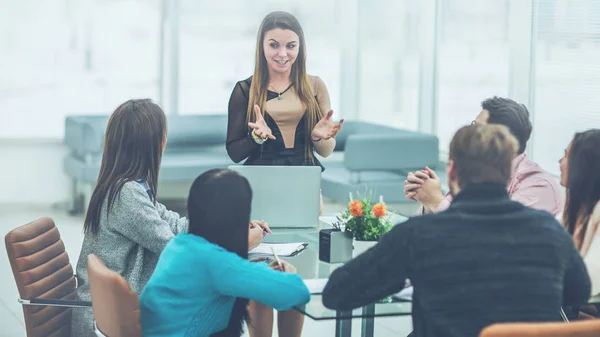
336, 192, 392, 256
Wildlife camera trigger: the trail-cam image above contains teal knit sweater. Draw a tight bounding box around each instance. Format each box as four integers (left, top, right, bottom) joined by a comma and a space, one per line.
140, 234, 310, 336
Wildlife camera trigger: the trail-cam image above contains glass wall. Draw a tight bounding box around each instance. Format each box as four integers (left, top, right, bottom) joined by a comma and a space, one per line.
530, 0, 600, 174
357, 0, 421, 130
178, 0, 340, 116
435, 0, 511, 150
0, 0, 160, 138
2, 0, 599, 177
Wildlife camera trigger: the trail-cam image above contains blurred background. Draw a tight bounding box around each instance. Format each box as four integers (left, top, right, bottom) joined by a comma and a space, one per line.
1, 1, 600, 336
0, 0, 599, 206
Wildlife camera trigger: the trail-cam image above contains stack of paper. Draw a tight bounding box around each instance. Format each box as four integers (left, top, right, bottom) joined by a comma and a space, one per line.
303, 278, 329, 294
393, 286, 413, 301
248, 242, 307, 258
302, 278, 412, 298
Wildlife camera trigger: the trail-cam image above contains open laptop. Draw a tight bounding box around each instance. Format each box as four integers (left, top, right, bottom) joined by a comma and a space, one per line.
228, 165, 321, 228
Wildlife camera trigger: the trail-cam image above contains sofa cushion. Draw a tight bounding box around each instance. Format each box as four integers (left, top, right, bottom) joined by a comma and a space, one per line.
344, 132, 439, 171
64, 115, 109, 157
321, 162, 408, 203
333, 121, 415, 151
63, 148, 233, 184
165, 115, 227, 148
64, 114, 229, 156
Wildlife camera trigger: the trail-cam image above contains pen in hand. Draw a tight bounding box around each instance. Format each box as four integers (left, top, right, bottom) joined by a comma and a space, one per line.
271, 247, 285, 272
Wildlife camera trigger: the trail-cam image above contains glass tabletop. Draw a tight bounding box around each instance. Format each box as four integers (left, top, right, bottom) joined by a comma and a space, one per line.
261, 214, 412, 320
261, 215, 600, 320
294, 295, 412, 320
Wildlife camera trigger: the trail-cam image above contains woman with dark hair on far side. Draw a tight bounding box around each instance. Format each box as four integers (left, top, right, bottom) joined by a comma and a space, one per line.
558, 129, 600, 317
139, 169, 310, 337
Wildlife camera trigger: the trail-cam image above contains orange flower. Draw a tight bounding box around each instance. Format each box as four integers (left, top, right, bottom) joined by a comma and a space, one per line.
373, 203, 386, 218
349, 200, 363, 217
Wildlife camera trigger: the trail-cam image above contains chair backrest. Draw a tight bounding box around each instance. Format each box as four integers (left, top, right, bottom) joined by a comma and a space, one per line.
87, 254, 142, 337
4, 217, 77, 337
480, 320, 600, 337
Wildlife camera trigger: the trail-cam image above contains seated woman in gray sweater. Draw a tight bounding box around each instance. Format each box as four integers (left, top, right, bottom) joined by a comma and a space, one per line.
70, 99, 189, 336
71, 99, 270, 336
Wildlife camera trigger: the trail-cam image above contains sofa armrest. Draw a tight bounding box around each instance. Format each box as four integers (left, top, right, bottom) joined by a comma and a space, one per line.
64, 116, 108, 158
343, 133, 439, 171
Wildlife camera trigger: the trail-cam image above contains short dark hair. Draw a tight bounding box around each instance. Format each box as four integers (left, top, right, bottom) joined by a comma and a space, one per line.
481, 96, 532, 154
449, 124, 519, 188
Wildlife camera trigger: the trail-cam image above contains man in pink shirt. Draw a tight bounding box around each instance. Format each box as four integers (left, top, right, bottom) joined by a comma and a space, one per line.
405, 97, 564, 216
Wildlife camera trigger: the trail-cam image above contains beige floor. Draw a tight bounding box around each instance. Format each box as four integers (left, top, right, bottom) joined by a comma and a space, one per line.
0, 199, 419, 336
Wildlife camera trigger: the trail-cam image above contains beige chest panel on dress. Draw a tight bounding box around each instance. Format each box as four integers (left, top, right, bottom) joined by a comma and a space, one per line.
265, 92, 306, 148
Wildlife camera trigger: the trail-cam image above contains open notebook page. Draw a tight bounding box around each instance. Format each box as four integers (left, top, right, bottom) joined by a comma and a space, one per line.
248, 242, 307, 258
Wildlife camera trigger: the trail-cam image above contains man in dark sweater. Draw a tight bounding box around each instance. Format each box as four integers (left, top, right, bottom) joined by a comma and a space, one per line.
322, 124, 591, 337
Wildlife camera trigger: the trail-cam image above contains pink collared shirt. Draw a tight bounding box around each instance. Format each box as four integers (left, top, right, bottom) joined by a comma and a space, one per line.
430, 153, 564, 216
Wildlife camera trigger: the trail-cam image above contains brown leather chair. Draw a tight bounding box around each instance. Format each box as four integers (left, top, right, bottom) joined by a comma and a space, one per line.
480, 320, 600, 337
87, 254, 142, 337
5, 217, 90, 337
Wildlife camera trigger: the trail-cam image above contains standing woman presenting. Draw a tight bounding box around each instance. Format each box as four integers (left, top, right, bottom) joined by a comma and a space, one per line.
226, 11, 343, 337
227, 11, 343, 171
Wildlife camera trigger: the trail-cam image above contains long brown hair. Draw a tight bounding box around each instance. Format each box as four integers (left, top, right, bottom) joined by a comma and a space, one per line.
247, 11, 323, 162
562, 129, 600, 250
84, 99, 167, 235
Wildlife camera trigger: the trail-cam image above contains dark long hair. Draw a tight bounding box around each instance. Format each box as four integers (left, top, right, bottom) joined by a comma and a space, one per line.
187, 169, 252, 337
563, 129, 600, 248
247, 11, 323, 163
84, 99, 167, 235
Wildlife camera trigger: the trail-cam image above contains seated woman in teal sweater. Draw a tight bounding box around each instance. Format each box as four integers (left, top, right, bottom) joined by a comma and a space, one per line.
139, 169, 310, 337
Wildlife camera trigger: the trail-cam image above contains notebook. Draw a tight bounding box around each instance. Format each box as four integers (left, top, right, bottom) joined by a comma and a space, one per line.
248, 242, 308, 259
303, 278, 329, 294
302, 279, 413, 298
393, 286, 413, 301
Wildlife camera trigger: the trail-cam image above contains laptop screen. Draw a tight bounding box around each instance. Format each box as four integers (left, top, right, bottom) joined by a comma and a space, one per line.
228, 165, 321, 228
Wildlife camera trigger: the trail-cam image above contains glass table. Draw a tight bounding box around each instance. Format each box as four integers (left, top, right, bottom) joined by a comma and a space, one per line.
262, 214, 600, 337
295, 295, 412, 337
261, 214, 410, 337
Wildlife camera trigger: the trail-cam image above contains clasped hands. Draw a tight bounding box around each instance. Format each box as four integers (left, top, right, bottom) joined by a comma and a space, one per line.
248, 104, 344, 143
403, 166, 446, 213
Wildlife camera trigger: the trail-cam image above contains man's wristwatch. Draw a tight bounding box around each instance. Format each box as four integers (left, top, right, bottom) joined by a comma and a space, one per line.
251, 129, 267, 145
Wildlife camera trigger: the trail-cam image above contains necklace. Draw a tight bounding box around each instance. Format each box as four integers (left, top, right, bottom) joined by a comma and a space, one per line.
269, 83, 293, 100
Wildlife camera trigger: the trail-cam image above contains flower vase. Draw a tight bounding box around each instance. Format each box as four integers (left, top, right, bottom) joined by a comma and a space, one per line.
353, 239, 377, 257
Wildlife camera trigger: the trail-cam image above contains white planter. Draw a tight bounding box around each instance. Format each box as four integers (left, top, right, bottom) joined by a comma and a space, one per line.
353, 239, 378, 257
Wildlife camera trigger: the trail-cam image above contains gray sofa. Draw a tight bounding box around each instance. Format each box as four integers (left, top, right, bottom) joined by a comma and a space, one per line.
63, 114, 233, 214
320, 121, 439, 204
63, 115, 439, 213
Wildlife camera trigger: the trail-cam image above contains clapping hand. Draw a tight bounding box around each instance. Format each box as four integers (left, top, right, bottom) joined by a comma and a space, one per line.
248, 105, 276, 140
311, 110, 344, 141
